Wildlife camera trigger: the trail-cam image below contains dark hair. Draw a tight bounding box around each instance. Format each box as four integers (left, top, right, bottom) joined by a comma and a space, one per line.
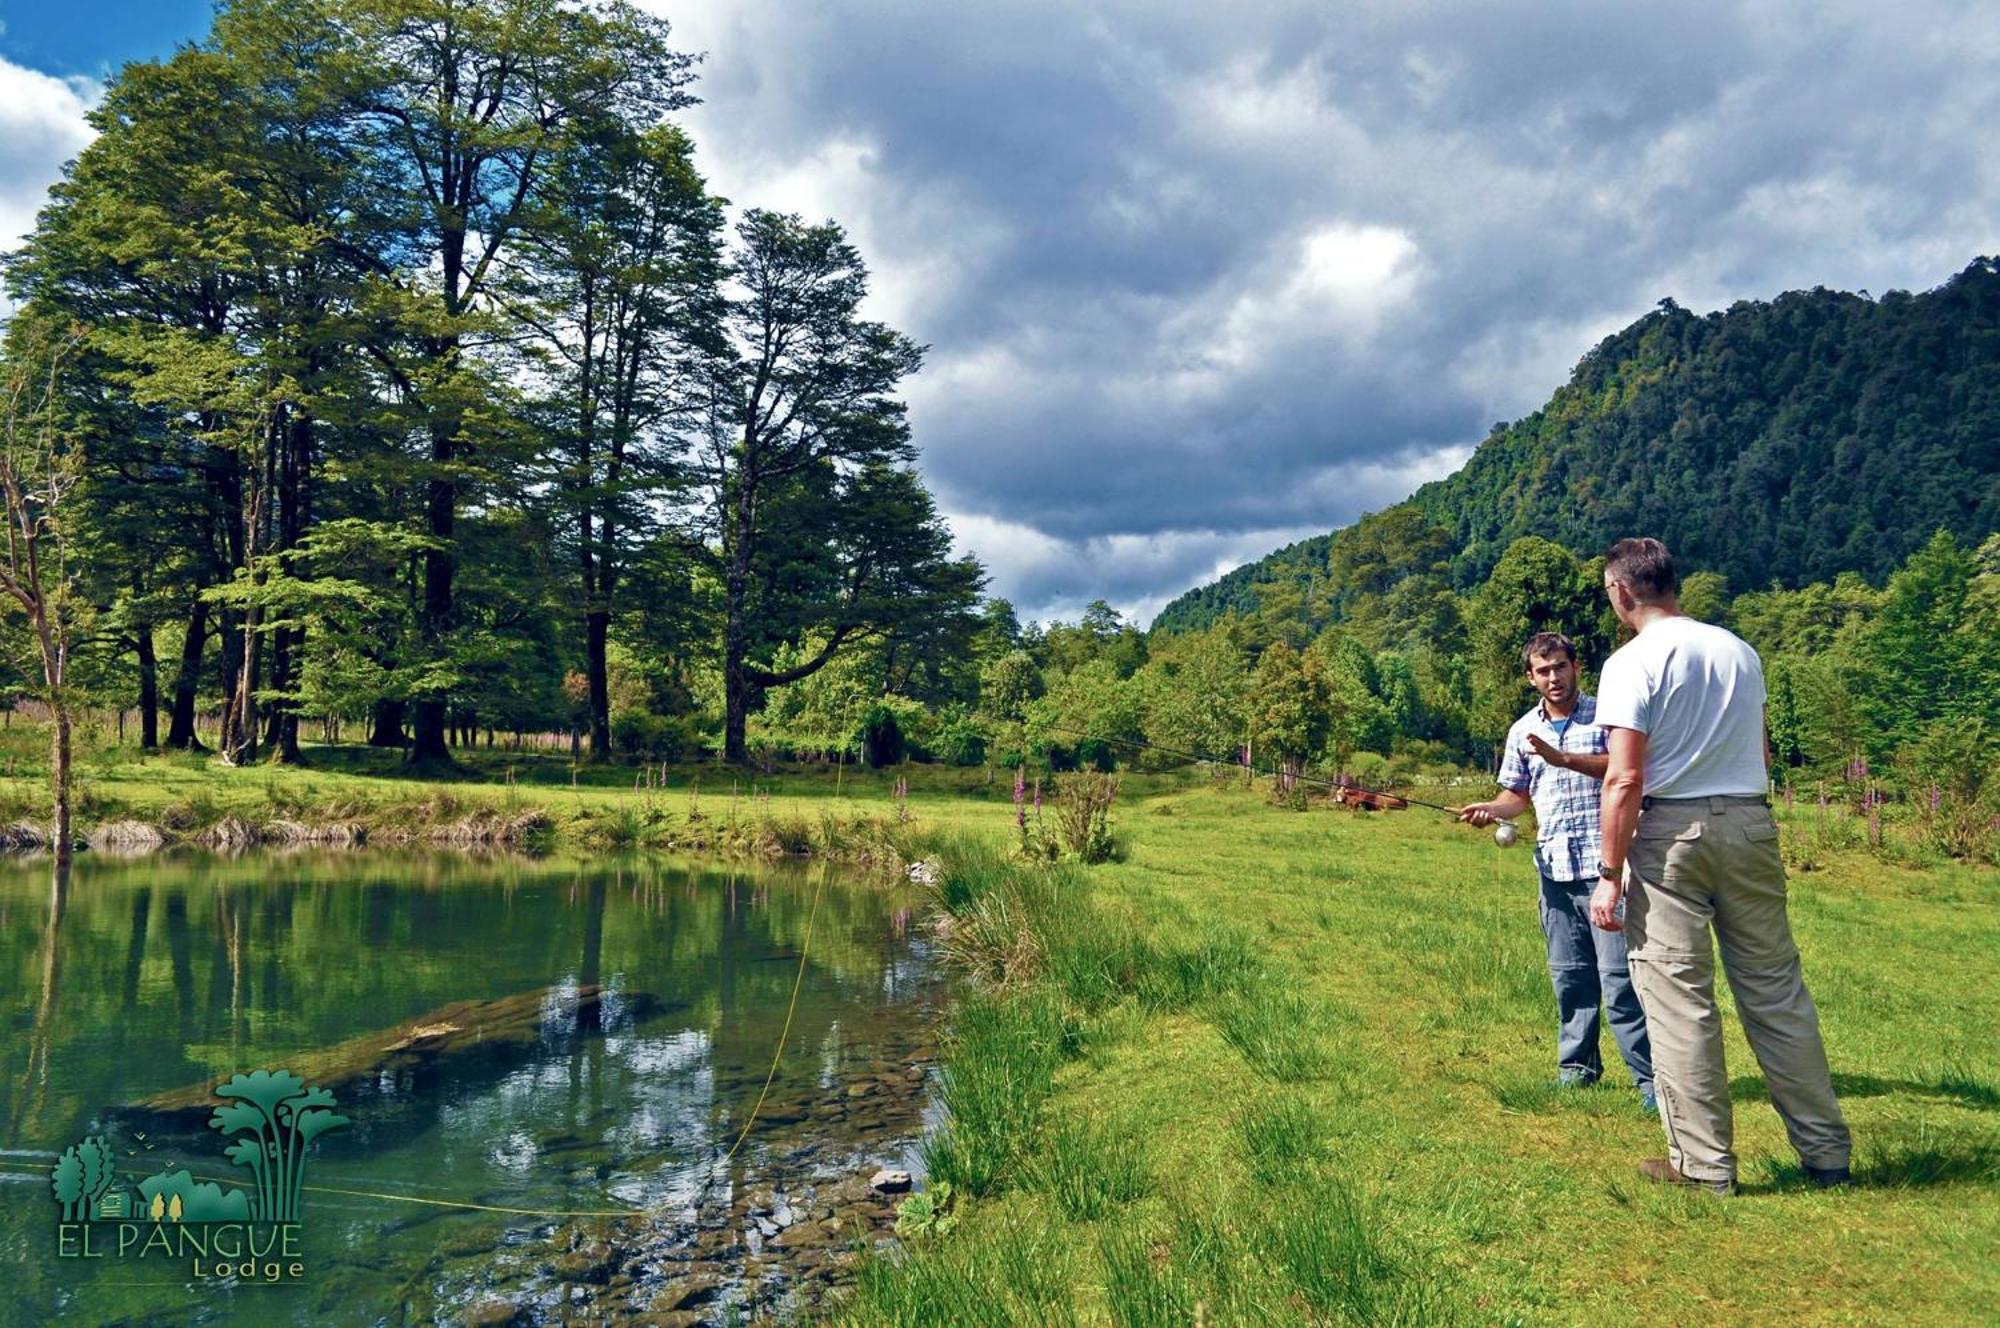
1521, 631, 1576, 669
1604, 537, 1677, 601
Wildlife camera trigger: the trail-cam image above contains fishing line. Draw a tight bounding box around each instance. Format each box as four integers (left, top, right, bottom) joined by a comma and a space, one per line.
1044, 726, 1465, 815
0, 1157, 641, 1218
718, 863, 826, 1168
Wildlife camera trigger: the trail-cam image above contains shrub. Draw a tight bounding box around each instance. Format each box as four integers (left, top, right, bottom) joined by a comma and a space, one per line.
929, 715, 989, 767
1901, 718, 1998, 861
612, 711, 696, 761
858, 704, 907, 768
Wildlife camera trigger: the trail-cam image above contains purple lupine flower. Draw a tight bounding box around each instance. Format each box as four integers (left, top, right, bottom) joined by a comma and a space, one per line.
1014, 766, 1026, 830
1930, 785, 1942, 815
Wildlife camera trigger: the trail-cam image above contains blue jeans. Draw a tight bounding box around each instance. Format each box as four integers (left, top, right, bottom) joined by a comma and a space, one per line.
1540, 874, 1654, 1090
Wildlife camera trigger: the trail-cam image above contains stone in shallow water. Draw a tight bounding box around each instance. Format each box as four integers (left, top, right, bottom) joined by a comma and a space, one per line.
462, 1299, 521, 1328
652, 1272, 724, 1312
869, 1168, 912, 1193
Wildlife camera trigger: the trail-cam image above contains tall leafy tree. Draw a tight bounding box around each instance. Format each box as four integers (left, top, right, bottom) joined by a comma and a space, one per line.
513, 123, 724, 758
336, 0, 694, 762
702, 210, 973, 762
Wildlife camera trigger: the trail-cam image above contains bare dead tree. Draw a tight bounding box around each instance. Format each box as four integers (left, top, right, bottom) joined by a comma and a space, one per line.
0, 327, 87, 867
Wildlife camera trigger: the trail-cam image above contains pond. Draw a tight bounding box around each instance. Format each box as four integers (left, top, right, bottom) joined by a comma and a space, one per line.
0, 851, 944, 1326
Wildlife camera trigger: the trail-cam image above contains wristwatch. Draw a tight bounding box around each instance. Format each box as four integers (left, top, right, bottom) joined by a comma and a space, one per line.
1596, 860, 1621, 881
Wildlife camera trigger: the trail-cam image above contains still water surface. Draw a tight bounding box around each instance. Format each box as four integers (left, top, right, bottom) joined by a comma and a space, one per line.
0, 851, 941, 1325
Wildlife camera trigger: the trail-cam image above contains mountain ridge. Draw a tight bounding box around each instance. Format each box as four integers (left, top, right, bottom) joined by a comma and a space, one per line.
1152, 258, 2000, 633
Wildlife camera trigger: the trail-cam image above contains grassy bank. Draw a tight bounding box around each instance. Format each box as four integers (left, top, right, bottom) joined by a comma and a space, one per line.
836, 780, 2000, 1326
4, 731, 1995, 1322
0, 733, 997, 861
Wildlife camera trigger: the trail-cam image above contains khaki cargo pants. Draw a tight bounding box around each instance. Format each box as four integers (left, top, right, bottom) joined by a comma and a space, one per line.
1624, 795, 1851, 1183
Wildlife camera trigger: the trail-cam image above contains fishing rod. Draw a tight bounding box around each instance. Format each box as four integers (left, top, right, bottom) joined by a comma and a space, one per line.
1042, 726, 1466, 817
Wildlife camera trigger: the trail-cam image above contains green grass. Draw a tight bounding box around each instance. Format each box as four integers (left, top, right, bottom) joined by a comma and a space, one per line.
853, 773, 2000, 1326
3, 728, 1996, 1323
1025, 1114, 1153, 1221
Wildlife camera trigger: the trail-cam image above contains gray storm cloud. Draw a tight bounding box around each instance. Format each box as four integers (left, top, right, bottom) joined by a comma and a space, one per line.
6, 5, 1997, 623
658, 0, 2000, 622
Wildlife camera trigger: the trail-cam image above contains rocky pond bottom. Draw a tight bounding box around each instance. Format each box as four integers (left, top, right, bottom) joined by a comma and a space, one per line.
0, 851, 945, 1327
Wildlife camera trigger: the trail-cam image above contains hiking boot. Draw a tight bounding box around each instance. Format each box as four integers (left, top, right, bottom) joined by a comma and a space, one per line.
1803, 1164, 1853, 1189
1637, 1157, 1733, 1196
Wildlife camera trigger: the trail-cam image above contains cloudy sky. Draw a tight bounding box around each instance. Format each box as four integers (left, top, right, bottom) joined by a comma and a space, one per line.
5, 3, 1998, 624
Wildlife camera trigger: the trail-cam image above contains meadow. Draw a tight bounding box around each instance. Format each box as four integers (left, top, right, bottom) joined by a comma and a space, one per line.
4, 738, 1996, 1325
840, 772, 2000, 1326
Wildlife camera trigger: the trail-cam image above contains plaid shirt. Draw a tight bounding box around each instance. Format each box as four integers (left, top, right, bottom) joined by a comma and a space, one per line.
1497, 693, 1608, 883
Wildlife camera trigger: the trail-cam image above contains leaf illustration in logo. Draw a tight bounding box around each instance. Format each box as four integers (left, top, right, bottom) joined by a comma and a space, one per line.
294, 1108, 348, 1145
215, 1070, 306, 1119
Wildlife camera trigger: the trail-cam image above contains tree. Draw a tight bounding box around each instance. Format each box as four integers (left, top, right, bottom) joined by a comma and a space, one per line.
1466, 536, 1605, 743
1857, 530, 1991, 747
703, 210, 971, 762
338, 0, 695, 762
1678, 570, 1730, 625
1248, 641, 1332, 793
0, 321, 88, 866
518, 122, 724, 759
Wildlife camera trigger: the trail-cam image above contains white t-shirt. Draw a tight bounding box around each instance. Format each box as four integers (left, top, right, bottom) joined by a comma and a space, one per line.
1595, 616, 1770, 799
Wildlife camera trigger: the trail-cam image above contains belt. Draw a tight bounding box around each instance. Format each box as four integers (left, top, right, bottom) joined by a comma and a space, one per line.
1641, 794, 1770, 811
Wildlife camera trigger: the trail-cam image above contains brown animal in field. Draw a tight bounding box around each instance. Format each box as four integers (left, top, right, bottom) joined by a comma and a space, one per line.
1329, 779, 1408, 812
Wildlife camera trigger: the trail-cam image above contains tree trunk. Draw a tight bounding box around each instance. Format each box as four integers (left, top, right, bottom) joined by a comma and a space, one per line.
222, 609, 258, 765
51, 704, 72, 870
262, 626, 290, 754
587, 608, 611, 761
412, 408, 456, 763
167, 598, 208, 750
722, 494, 753, 764
368, 699, 407, 748
136, 626, 159, 749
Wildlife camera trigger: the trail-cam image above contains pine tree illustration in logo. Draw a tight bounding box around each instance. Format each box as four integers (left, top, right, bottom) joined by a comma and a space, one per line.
48, 1136, 117, 1221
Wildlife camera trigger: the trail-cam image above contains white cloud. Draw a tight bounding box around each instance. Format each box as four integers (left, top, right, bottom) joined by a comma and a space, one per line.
0, 57, 96, 251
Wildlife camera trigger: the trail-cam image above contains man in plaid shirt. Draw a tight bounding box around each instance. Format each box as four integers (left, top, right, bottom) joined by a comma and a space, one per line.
1459, 632, 1655, 1107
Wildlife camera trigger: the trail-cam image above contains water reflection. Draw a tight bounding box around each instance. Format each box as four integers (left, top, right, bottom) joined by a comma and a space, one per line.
0, 851, 941, 1326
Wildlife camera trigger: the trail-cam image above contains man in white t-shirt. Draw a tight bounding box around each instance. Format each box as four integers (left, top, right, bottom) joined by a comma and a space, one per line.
1590, 537, 1851, 1196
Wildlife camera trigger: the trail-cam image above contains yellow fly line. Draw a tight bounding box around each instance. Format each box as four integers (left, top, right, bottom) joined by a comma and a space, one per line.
720, 865, 828, 1167
0, 1156, 638, 1219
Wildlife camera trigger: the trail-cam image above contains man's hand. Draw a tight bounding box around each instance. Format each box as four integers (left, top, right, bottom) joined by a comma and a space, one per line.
1524, 733, 1569, 769
1589, 873, 1624, 931
1456, 787, 1528, 828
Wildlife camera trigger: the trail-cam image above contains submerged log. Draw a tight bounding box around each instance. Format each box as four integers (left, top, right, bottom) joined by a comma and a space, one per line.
135, 984, 663, 1118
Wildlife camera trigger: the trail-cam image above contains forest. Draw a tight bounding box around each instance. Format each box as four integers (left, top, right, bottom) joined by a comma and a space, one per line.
1, 0, 1995, 866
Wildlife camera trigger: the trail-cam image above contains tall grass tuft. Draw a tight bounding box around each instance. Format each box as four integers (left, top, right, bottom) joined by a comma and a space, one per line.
1254, 1176, 1451, 1326
835, 1211, 1080, 1327
1099, 1224, 1196, 1328
921, 990, 1068, 1196
1922, 1058, 2000, 1109
1134, 929, 1262, 1013
1025, 1114, 1152, 1221
1236, 1094, 1333, 1186
1211, 980, 1352, 1082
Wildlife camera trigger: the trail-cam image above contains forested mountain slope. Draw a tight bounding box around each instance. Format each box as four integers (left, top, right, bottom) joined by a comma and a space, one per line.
1154, 258, 2000, 632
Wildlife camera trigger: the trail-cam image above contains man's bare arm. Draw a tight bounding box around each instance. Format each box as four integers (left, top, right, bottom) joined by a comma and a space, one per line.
1525, 733, 1608, 780
1456, 788, 1530, 826
1591, 727, 1648, 930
